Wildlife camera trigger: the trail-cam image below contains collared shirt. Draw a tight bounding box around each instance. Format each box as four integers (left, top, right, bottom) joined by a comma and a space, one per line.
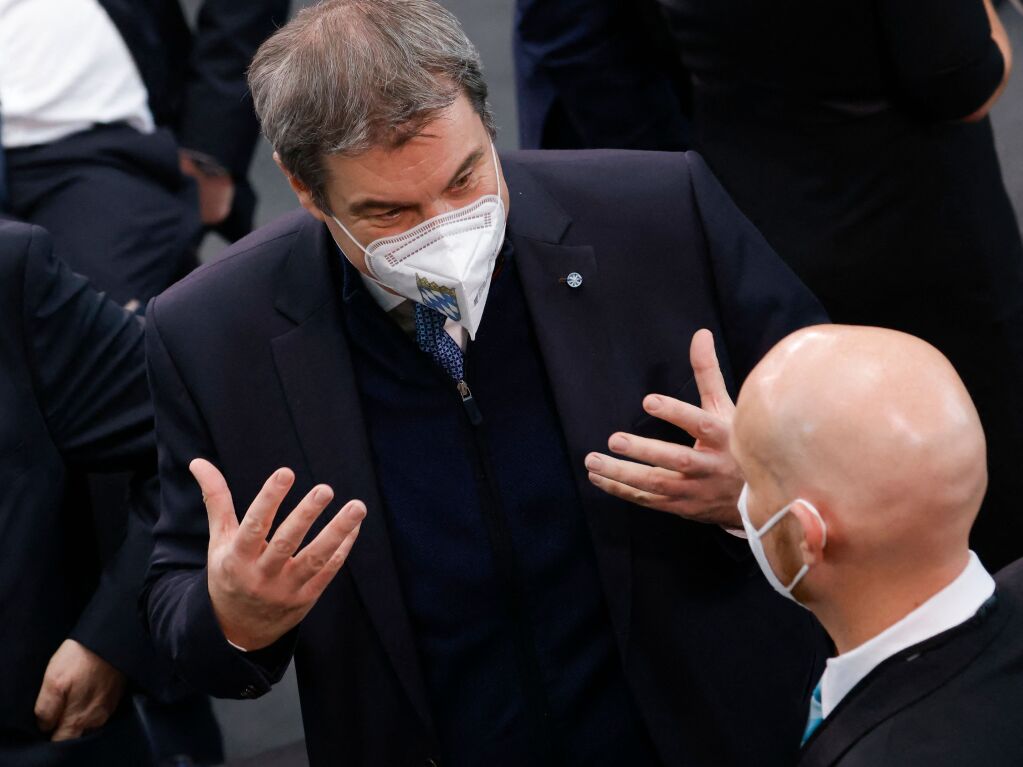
819, 550, 994, 718
359, 269, 469, 350
0, 0, 154, 148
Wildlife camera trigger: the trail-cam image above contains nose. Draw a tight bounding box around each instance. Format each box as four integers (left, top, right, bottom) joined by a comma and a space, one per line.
423, 199, 456, 219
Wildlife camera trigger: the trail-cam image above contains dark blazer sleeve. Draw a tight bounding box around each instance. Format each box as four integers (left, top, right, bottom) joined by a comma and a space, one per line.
175, 0, 290, 178
515, 0, 689, 150
878, 0, 1005, 120
686, 152, 829, 385
143, 298, 296, 700
19, 226, 167, 692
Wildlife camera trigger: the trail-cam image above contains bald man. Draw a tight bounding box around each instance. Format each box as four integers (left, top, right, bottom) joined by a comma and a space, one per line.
728, 324, 1023, 766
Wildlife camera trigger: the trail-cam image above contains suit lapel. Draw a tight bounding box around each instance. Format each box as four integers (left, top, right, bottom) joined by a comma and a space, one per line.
504, 160, 636, 652
270, 219, 433, 731
799, 597, 1007, 767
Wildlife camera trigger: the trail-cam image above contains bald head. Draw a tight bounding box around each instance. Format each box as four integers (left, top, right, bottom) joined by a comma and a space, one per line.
734, 325, 986, 557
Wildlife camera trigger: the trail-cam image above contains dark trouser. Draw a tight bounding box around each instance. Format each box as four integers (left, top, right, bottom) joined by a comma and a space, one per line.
4, 123, 202, 308
2, 698, 155, 767
137, 694, 224, 766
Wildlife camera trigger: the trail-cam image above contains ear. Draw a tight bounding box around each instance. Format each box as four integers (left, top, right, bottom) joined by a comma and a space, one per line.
273, 151, 328, 223
790, 500, 827, 568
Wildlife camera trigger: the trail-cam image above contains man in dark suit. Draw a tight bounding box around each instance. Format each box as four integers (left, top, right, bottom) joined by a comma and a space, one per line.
0, 221, 165, 765
514, 0, 692, 150
729, 324, 1023, 766
144, 2, 828, 765
0, 0, 289, 308
2, 4, 286, 760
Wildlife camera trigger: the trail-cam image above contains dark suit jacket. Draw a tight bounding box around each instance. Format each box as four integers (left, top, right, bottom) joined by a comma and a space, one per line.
0, 222, 164, 765
799, 559, 1023, 766
144, 150, 829, 767
514, 0, 691, 150
98, 0, 289, 237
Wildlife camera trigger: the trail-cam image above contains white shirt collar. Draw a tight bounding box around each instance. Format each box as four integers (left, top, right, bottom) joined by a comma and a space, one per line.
819, 550, 994, 718
355, 268, 469, 351
358, 272, 407, 313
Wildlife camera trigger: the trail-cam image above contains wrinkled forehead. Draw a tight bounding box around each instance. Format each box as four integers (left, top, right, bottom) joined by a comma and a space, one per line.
323, 96, 492, 202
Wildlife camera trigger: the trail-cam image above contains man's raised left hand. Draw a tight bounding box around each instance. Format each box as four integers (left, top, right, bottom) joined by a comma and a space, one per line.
585, 329, 743, 529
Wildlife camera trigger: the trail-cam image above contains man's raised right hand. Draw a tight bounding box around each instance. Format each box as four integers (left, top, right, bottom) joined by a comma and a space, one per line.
190, 459, 366, 651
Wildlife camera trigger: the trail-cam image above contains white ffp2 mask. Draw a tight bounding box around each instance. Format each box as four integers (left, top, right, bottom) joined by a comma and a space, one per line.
737, 483, 827, 605
332, 142, 507, 340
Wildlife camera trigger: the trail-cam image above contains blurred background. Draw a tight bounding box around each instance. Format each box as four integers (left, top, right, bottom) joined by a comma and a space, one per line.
179, 0, 1023, 764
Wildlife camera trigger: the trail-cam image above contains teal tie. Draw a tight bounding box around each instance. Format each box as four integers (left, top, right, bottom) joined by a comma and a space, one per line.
802, 682, 824, 745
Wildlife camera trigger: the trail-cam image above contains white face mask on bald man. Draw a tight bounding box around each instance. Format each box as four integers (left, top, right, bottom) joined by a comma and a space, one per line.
737, 483, 828, 606
331, 142, 507, 341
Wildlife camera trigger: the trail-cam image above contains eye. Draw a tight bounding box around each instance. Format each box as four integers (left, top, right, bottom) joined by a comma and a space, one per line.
375, 208, 403, 222
450, 172, 473, 192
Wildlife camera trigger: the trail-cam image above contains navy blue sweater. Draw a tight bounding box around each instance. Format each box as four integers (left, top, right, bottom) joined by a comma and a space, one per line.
339, 247, 657, 766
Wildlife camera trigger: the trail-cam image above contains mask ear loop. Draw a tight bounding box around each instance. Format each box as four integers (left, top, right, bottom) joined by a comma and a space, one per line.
331, 212, 370, 257
489, 140, 503, 202
752, 499, 827, 592
776, 500, 827, 592
332, 214, 389, 285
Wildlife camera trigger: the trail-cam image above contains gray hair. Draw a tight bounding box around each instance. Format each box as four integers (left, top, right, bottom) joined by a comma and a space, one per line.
248, 0, 496, 214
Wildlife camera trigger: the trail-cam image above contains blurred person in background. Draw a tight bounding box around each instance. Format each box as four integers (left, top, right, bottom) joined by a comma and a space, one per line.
731, 324, 1023, 766
516, 1, 1023, 572
0, 0, 289, 311
0, 220, 165, 766
647, 0, 1023, 571
514, 0, 692, 150
0, 3, 289, 763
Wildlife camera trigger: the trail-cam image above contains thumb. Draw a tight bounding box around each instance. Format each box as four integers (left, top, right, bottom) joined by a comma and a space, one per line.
34, 672, 67, 734
190, 457, 238, 543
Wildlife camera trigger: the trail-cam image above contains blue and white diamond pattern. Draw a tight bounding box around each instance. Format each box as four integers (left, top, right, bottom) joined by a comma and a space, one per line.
416, 274, 461, 321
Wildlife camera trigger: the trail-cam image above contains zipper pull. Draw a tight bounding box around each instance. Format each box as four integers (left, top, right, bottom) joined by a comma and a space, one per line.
457, 379, 483, 425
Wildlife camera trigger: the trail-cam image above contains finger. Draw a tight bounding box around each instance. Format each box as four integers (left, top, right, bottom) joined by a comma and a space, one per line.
234, 468, 296, 559
690, 329, 735, 415
50, 715, 85, 742
189, 458, 238, 544
300, 514, 365, 599
290, 500, 367, 584
586, 471, 684, 514
606, 432, 721, 479
34, 678, 66, 734
585, 453, 695, 499
259, 483, 336, 575
642, 395, 730, 449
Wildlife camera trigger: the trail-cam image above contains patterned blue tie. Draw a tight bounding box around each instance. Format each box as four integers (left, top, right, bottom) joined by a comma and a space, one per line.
414, 302, 464, 381
802, 682, 824, 745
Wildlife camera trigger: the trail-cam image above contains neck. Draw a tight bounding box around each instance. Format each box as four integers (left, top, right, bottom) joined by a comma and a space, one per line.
812, 549, 970, 654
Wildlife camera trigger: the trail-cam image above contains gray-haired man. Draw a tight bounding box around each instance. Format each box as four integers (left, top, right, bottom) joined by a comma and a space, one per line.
143, 2, 829, 765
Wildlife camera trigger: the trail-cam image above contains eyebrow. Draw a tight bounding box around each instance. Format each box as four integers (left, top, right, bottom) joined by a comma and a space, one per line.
444, 146, 485, 189
347, 145, 485, 217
